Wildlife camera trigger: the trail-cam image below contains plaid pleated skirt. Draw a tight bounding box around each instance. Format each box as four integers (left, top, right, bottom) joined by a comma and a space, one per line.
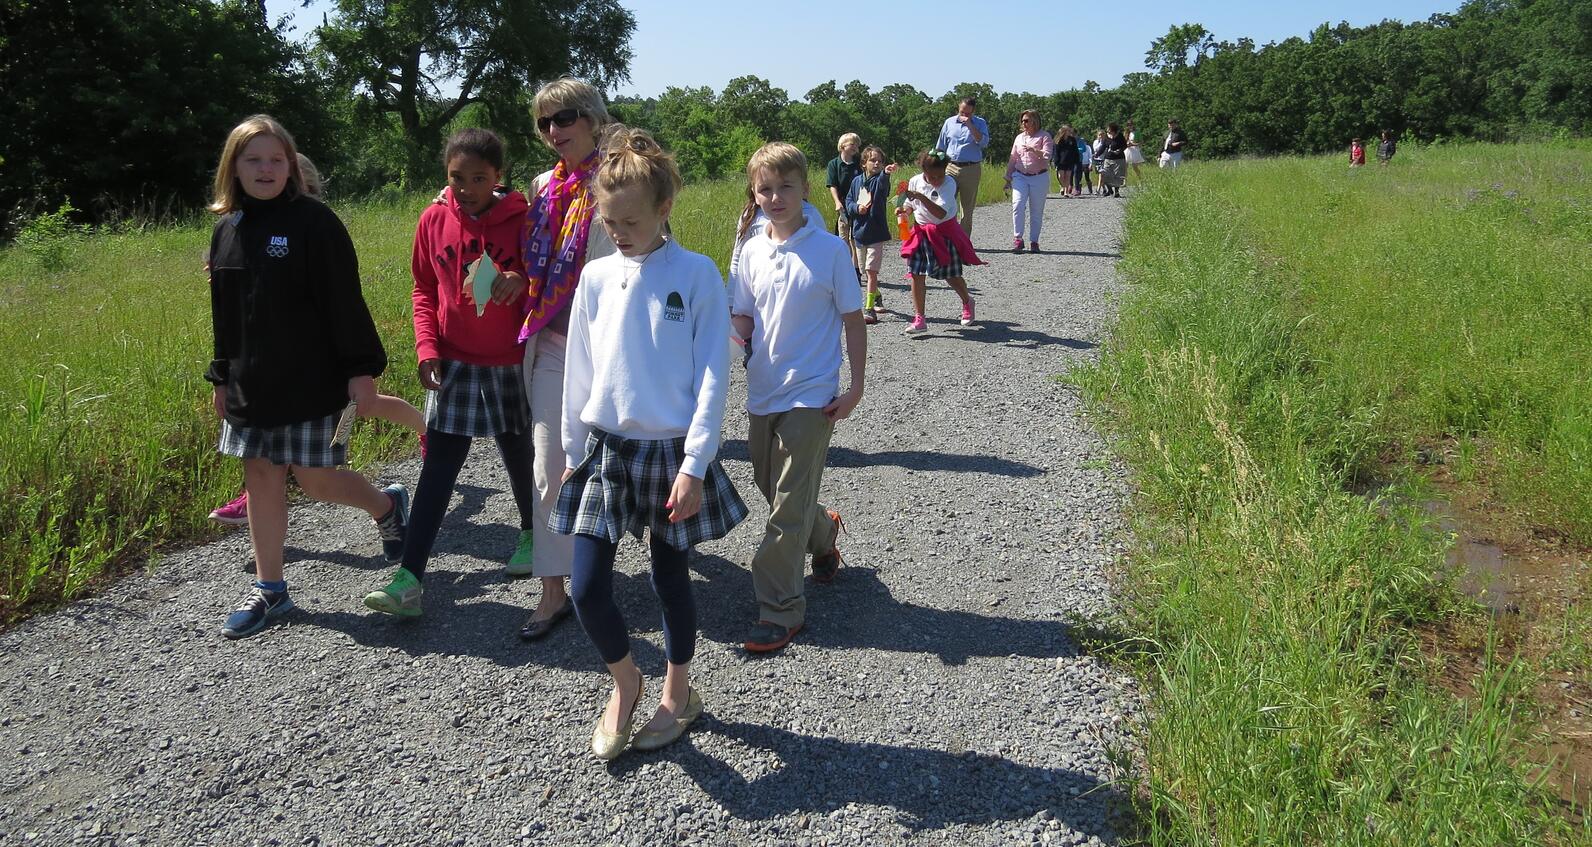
219, 410, 346, 468
552, 429, 748, 549
423, 359, 528, 437
908, 236, 964, 280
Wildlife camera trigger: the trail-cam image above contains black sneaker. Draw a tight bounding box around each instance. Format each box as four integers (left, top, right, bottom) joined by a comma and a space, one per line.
221, 585, 295, 640
376, 483, 410, 563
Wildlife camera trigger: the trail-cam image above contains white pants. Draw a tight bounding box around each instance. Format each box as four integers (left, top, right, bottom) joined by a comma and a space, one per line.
1010, 171, 1048, 242
1159, 151, 1183, 168
522, 330, 574, 578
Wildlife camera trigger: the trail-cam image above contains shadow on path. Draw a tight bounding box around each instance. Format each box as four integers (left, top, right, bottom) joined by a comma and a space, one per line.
690, 553, 1079, 666
614, 719, 1120, 837
904, 320, 1098, 351
717, 440, 1044, 478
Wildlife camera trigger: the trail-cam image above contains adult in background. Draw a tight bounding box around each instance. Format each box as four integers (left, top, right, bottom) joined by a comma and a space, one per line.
1053, 124, 1081, 197
935, 97, 990, 235
1377, 130, 1397, 165
1099, 123, 1128, 197
1160, 119, 1187, 168
1003, 110, 1053, 252
515, 77, 619, 642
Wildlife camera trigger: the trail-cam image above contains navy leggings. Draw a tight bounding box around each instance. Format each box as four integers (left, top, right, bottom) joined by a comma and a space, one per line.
570, 532, 697, 665
402, 427, 536, 580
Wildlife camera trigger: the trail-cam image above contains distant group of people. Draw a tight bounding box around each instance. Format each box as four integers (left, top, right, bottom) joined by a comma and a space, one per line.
1351, 130, 1398, 166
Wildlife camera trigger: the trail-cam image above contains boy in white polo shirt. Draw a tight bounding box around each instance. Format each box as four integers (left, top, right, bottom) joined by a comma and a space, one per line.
730, 142, 867, 654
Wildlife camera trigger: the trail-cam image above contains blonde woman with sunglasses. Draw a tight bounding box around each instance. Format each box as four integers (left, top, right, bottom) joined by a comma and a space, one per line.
513, 78, 621, 643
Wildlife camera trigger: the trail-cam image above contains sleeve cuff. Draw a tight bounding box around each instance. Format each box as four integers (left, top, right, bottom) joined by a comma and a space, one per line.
679, 453, 708, 480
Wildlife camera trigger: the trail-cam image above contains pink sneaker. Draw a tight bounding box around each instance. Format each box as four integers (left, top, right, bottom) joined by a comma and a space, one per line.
904, 315, 929, 335
209, 492, 249, 526
1011, 236, 1023, 253
959, 302, 975, 327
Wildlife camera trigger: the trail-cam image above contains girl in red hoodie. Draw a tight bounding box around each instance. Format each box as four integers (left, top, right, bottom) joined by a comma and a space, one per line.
364, 128, 535, 617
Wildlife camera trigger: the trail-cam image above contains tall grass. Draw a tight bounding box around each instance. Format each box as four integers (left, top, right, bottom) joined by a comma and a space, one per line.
1075, 142, 1591, 843
0, 161, 1006, 620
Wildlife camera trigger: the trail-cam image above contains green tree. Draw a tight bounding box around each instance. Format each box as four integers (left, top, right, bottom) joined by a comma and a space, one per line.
312, 0, 636, 186
0, 0, 328, 222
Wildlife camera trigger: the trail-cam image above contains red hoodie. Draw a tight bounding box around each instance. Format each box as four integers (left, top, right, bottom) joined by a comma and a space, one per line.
412, 186, 530, 366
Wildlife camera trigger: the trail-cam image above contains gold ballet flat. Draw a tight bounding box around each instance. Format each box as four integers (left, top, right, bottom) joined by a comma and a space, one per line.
591, 675, 642, 761
631, 687, 703, 752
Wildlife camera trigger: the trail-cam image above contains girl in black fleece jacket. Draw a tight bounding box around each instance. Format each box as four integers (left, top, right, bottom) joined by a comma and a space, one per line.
205, 115, 410, 640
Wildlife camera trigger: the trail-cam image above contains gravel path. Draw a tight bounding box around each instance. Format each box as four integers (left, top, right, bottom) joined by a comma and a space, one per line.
0, 192, 1136, 846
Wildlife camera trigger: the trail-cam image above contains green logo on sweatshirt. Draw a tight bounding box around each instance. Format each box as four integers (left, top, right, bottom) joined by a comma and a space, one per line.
664, 291, 685, 323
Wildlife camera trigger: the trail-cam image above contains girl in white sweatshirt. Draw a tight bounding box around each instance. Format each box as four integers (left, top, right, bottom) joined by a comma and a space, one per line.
552, 127, 747, 760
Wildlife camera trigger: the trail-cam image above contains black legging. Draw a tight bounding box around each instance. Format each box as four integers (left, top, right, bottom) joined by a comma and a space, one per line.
402, 427, 537, 580
570, 532, 696, 665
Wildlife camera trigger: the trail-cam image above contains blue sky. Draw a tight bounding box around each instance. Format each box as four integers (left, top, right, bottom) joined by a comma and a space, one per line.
265, 0, 1459, 98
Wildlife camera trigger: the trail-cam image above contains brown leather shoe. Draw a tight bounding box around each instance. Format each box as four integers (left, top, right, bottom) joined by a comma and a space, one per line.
811, 510, 845, 584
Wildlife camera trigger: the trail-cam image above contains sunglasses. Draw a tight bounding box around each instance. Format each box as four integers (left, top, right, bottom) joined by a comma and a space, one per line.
537, 108, 583, 133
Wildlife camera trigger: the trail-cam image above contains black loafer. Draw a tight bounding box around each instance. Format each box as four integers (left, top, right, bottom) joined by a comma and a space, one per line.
518, 601, 573, 641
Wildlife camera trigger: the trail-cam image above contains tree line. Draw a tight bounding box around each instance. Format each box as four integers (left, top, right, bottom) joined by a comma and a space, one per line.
1, 0, 1586, 229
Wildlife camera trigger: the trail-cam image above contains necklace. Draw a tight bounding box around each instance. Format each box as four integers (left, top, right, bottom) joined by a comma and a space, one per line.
621, 238, 667, 290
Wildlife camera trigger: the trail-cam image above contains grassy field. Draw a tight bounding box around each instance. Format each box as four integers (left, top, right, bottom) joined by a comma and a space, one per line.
0, 163, 1005, 620
1074, 142, 1591, 844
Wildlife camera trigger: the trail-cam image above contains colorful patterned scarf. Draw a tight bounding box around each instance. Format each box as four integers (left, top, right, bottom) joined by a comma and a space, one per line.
519, 151, 598, 340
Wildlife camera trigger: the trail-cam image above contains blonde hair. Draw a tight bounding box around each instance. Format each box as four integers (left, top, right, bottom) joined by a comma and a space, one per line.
296, 153, 323, 199
532, 77, 612, 151
593, 126, 681, 210
836, 132, 861, 152
736, 142, 809, 240
208, 115, 305, 214
1020, 109, 1041, 128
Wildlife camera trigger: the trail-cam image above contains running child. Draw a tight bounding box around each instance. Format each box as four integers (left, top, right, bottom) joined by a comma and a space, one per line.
363, 128, 539, 618
204, 115, 409, 639
899, 149, 981, 335
207, 153, 423, 528
844, 144, 891, 325
554, 127, 746, 759
731, 141, 866, 653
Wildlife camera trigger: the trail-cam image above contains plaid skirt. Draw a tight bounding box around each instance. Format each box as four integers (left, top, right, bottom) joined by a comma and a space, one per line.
907, 237, 964, 281
219, 410, 346, 468
552, 429, 748, 549
423, 359, 528, 437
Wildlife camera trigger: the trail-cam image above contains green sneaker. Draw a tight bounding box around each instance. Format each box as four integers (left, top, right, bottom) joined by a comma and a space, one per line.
505, 530, 535, 576
364, 568, 422, 617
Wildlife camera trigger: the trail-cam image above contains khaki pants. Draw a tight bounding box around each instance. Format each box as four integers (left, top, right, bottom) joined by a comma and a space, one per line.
748, 408, 838, 628
947, 161, 982, 235
835, 215, 859, 278
522, 330, 575, 578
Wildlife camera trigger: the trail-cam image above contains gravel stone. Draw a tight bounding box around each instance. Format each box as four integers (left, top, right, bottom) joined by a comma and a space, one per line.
0, 193, 1138, 844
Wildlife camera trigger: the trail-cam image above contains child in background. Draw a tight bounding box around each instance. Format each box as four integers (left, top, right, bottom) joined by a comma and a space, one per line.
844, 144, 891, 325
1350, 138, 1366, 167
899, 149, 981, 335
731, 142, 865, 653
554, 127, 745, 759
825, 133, 864, 282
207, 153, 424, 528
1076, 133, 1094, 195
205, 115, 409, 639
363, 129, 538, 618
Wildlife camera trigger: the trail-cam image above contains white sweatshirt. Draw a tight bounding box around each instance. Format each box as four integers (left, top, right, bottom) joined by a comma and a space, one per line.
561, 240, 731, 479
